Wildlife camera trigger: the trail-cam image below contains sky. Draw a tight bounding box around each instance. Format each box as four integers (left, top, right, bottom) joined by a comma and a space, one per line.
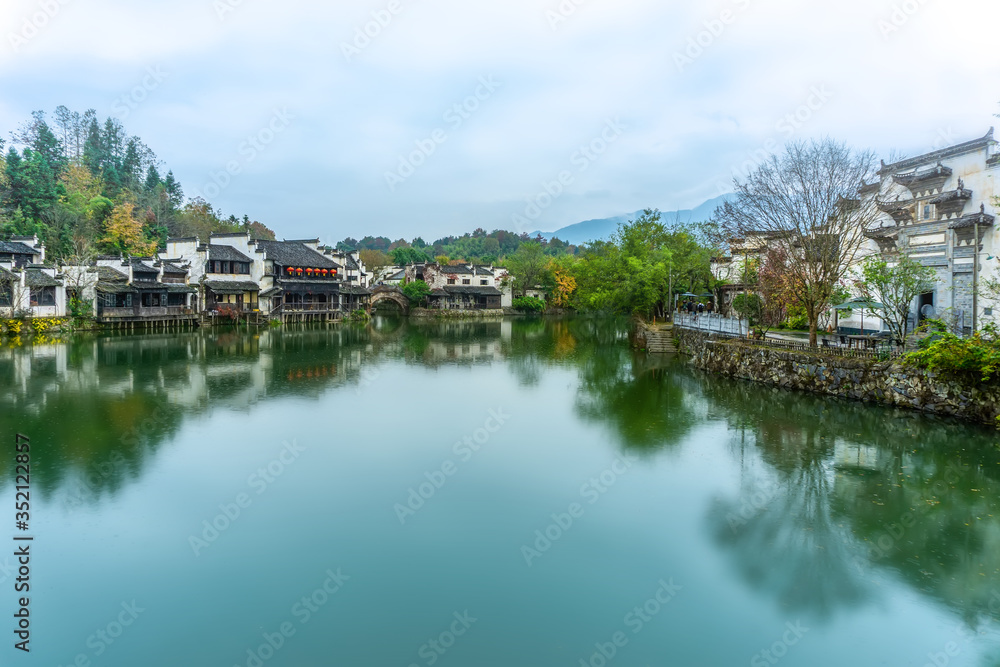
1, 0, 998, 244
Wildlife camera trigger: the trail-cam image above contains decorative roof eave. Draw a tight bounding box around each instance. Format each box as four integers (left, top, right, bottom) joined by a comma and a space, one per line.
947, 205, 995, 230
863, 226, 900, 240
878, 128, 995, 175
876, 198, 914, 223
929, 188, 972, 205
891, 162, 952, 189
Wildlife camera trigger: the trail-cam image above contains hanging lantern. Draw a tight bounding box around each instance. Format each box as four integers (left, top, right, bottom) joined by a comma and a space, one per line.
296, 268, 303, 276
321, 269, 329, 276
306, 268, 313, 276
286, 266, 294, 274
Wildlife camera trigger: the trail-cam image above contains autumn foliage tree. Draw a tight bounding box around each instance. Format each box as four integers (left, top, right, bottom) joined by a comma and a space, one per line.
101, 201, 157, 256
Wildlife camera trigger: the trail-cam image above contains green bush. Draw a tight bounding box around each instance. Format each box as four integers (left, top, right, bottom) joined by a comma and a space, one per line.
348, 309, 371, 323
785, 313, 809, 330
512, 296, 546, 313
905, 324, 1000, 384
401, 280, 431, 305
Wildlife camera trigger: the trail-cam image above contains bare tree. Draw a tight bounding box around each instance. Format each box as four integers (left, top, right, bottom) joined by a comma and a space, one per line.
0, 267, 30, 318
62, 236, 99, 317
713, 139, 880, 346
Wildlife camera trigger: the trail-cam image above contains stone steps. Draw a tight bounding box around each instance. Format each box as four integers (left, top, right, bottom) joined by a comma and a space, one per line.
643, 325, 676, 354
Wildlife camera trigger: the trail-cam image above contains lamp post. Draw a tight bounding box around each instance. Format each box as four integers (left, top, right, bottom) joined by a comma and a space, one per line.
973, 215, 980, 334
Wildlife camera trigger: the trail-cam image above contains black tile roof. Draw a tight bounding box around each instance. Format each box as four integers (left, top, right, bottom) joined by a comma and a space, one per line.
879, 128, 995, 175
161, 261, 188, 275
442, 285, 502, 296
340, 286, 372, 295
0, 241, 37, 255
24, 269, 61, 287
204, 280, 260, 293
95, 282, 137, 294
438, 264, 474, 275
948, 206, 995, 230
96, 266, 129, 283
208, 245, 253, 263
255, 240, 339, 269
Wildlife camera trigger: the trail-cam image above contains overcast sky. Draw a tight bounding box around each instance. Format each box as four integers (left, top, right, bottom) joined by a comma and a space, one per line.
1, 0, 998, 243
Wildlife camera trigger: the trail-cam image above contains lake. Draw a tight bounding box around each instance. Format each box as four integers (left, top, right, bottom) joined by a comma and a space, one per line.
2, 316, 1000, 666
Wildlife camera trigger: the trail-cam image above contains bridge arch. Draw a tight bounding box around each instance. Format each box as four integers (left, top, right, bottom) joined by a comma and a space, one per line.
369, 286, 410, 315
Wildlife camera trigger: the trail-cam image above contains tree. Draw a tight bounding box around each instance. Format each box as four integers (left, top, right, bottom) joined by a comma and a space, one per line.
713, 139, 880, 346
401, 280, 431, 305
504, 241, 549, 297
359, 249, 390, 280
390, 246, 430, 265
857, 253, 936, 345
100, 201, 157, 256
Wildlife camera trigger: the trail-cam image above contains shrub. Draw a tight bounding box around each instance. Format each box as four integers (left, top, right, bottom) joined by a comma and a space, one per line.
512, 296, 545, 313
349, 309, 371, 323
905, 324, 1000, 384
401, 280, 431, 305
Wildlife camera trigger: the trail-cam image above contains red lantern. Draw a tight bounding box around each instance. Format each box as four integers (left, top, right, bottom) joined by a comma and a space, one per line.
296, 268, 303, 276
321, 269, 329, 276
306, 268, 313, 275
286, 266, 293, 274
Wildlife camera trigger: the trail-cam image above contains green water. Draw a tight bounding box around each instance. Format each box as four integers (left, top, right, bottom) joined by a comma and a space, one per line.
2, 317, 1000, 666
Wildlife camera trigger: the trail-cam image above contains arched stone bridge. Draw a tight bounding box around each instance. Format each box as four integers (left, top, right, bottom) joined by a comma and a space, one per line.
369, 286, 409, 314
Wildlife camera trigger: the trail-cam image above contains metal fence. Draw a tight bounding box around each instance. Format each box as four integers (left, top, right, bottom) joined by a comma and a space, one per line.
674, 313, 748, 336
674, 318, 904, 360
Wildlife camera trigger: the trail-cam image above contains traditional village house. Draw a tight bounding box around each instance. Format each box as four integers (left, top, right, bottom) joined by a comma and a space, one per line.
254, 239, 344, 322
854, 128, 998, 334
409, 263, 511, 310
322, 247, 372, 312
163, 233, 262, 316
89, 256, 197, 326
0, 236, 44, 267
0, 237, 67, 318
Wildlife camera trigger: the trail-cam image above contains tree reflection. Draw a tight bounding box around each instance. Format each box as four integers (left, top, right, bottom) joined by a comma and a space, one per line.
701, 373, 1000, 630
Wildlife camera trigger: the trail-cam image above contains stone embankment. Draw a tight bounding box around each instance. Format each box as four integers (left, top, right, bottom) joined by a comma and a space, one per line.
675, 328, 1000, 427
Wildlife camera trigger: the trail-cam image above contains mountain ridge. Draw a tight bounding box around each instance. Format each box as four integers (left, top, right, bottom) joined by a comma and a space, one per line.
531, 194, 733, 246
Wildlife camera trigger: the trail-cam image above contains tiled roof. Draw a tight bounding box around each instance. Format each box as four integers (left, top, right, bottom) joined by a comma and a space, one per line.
340, 286, 372, 295
96, 282, 137, 294
879, 128, 995, 175
97, 266, 129, 283
208, 245, 253, 263
203, 280, 260, 293
0, 241, 36, 255
255, 240, 338, 269
24, 269, 61, 287
161, 261, 188, 275
438, 264, 474, 275
442, 286, 502, 296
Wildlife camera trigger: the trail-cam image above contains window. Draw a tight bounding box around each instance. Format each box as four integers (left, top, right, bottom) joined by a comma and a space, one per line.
923, 204, 934, 220
463, 279, 471, 285
480, 280, 488, 285
447, 278, 456, 285
0, 286, 11, 306
30, 286, 55, 306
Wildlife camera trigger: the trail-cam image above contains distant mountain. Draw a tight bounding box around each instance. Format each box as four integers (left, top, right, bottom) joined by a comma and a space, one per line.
532, 194, 734, 246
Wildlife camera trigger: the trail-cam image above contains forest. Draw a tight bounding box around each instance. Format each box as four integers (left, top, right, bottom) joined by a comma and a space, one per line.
0, 106, 274, 262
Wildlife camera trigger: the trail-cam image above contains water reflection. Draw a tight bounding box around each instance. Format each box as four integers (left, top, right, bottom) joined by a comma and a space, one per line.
3, 316, 1000, 652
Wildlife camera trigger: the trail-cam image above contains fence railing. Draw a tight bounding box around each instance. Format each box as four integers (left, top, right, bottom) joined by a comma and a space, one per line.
675, 313, 748, 336
674, 317, 904, 360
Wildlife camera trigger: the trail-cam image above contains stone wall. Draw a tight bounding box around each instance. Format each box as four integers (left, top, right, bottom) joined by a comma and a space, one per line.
675, 328, 1000, 427
409, 308, 505, 319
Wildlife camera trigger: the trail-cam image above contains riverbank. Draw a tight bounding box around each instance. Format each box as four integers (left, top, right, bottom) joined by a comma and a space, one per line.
675, 327, 1000, 428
